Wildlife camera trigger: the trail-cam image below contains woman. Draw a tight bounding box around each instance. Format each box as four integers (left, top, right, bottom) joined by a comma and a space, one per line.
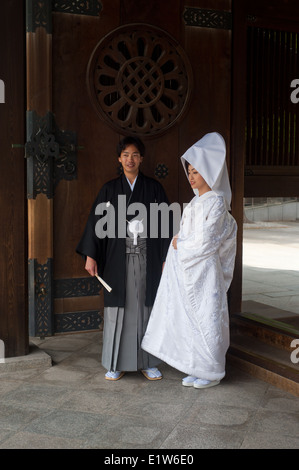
77, 136, 172, 381
141, 132, 237, 389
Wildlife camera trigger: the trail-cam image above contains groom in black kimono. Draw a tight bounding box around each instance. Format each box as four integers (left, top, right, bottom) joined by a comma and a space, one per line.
76, 136, 172, 381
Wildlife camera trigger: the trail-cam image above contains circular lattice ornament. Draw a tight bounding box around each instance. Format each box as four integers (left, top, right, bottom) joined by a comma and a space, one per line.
87, 24, 193, 137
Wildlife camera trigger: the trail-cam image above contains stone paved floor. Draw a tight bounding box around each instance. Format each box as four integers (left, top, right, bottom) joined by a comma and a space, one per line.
243, 221, 299, 321
0, 331, 298, 450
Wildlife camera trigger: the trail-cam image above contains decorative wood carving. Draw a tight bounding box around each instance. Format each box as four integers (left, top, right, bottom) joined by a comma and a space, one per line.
26, 0, 52, 33
87, 24, 193, 137
53, 0, 102, 17
155, 163, 169, 179
26, 111, 78, 198
28, 259, 54, 337
55, 311, 102, 333
54, 277, 101, 298
183, 7, 232, 30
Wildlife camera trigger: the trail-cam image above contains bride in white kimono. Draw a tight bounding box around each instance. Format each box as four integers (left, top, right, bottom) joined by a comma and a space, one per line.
141, 132, 237, 389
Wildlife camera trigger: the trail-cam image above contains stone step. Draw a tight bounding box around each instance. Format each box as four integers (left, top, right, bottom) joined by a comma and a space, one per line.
0, 343, 52, 373
228, 316, 299, 397
230, 314, 297, 352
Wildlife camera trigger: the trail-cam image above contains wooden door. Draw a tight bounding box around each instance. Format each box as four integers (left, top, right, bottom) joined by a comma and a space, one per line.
28, 0, 232, 335
230, 0, 299, 314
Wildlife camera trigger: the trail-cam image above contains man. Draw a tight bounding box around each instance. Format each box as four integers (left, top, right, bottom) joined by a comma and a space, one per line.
77, 136, 172, 380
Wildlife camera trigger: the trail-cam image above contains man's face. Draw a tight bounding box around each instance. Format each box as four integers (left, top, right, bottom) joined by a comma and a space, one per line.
118, 144, 143, 179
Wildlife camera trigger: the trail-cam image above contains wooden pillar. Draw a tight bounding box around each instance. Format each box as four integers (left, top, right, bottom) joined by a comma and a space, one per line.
0, 0, 27, 357
229, 1, 247, 314
26, 0, 54, 336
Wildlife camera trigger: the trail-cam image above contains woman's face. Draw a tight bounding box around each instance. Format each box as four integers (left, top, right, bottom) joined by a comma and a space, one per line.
118, 144, 143, 180
187, 164, 211, 195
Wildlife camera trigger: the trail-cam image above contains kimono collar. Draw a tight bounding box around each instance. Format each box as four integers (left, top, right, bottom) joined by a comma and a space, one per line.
121, 172, 139, 194
180, 132, 232, 210
125, 174, 138, 191
121, 171, 145, 208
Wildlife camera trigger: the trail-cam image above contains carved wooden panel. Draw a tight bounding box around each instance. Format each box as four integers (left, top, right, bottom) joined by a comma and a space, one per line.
87, 24, 193, 137
52, 0, 102, 16
183, 7, 232, 29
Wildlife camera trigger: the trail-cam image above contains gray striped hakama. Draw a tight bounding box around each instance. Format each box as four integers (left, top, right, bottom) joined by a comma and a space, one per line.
101, 237, 161, 372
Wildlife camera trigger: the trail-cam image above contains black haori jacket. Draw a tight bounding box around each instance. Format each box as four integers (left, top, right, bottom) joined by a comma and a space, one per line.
76, 172, 172, 307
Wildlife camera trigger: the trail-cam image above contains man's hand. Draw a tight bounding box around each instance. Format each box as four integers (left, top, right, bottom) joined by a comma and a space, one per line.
85, 256, 98, 276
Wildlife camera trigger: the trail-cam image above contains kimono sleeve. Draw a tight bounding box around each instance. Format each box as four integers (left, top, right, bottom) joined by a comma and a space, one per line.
218, 213, 237, 291
76, 185, 109, 267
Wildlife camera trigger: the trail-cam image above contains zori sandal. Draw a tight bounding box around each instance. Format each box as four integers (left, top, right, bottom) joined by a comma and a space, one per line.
141, 367, 162, 380
182, 376, 197, 387
193, 378, 220, 389
105, 371, 125, 381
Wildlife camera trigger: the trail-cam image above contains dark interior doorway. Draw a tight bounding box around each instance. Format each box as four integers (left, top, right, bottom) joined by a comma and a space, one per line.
232, 0, 299, 336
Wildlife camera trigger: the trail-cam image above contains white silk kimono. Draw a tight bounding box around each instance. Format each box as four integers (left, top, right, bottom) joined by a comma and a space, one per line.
141, 190, 237, 381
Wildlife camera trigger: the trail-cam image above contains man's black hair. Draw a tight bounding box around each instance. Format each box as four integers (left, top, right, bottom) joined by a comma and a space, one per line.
117, 136, 145, 157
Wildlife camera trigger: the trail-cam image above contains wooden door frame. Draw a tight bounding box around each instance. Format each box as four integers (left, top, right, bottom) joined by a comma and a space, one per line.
26, 0, 54, 337
26, 1, 85, 337
229, 1, 247, 315
0, 1, 27, 357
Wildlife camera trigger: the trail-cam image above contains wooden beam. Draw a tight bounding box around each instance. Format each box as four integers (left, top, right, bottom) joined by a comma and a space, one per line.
229, 0, 247, 315
0, 0, 27, 357
26, 0, 54, 336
